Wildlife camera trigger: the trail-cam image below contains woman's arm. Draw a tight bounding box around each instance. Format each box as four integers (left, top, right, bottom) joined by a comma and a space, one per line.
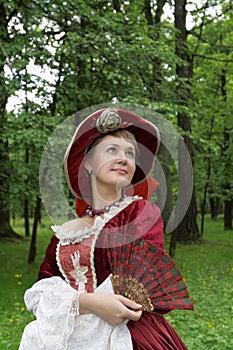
38, 235, 63, 280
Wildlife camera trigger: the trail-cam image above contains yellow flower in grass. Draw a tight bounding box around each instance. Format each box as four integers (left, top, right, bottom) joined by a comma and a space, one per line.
8, 318, 14, 323
21, 307, 25, 312
208, 322, 214, 328
14, 274, 23, 278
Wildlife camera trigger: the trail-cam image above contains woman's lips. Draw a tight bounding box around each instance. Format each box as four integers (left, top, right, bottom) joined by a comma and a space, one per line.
111, 168, 127, 174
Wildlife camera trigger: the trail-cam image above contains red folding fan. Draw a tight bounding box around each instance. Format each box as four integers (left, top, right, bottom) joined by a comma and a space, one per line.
106, 237, 194, 312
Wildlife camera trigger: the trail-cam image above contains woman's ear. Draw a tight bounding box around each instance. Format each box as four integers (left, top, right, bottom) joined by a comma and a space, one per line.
84, 159, 92, 175
85, 168, 92, 175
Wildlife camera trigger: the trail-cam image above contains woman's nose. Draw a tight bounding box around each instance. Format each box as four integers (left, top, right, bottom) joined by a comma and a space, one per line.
116, 152, 127, 163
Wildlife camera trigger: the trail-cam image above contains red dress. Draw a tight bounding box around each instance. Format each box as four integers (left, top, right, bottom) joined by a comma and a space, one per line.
38, 198, 190, 350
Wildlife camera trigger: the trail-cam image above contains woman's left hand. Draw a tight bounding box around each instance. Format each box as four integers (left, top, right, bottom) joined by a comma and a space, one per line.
79, 292, 142, 326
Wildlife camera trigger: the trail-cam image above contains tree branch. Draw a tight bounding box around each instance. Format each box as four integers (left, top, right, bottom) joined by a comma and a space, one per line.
194, 53, 233, 63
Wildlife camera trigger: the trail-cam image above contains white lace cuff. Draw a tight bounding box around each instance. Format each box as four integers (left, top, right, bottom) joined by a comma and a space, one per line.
19, 276, 79, 350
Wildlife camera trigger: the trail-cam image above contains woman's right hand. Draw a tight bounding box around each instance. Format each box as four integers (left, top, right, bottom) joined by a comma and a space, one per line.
79, 293, 142, 326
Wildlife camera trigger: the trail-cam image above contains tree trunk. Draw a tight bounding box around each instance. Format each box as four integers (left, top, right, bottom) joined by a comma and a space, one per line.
209, 196, 219, 220
172, 139, 200, 243
143, 1, 174, 226
156, 133, 173, 227
200, 181, 208, 235
220, 69, 232, 230
24, 199, 30, 237
0, 133, 18, 238
170, 0, 200, 247
0, 131, 18, 239
143, 0, 167, 101
0, 207, 19, 238
112, 0, 121, 12
200, 116, 214, 234
224, 199, 232, 230
28, 196, 41, 263
24, 148, 30, 236
0, 3, 19, 239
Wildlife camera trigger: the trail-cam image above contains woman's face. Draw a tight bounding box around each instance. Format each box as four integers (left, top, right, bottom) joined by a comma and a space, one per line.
85, 135, 136, 193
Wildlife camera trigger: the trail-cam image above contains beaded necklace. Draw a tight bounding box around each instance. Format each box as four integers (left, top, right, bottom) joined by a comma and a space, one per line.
85, 195, 127, 217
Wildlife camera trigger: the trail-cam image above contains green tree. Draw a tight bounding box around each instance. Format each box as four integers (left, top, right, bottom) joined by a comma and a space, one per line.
0, 2, 19, 238
2, 0, 232, 246
168, 0, 200, 253
191, 3, 233, 231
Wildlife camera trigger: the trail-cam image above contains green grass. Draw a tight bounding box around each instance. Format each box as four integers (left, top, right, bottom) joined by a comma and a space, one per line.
0, 216, 232, 349
0, 219, 52, 349
164, 217, 233, 349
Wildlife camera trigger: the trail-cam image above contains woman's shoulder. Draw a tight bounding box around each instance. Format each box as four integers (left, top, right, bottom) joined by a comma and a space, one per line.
51, 218, 79, 235
125, 196, 161, 216
110, 196, 162, 230
60, 218, 81, 232
51, 216, 93, 239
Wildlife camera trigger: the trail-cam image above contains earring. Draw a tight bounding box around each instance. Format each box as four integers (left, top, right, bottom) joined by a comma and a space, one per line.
85, 168, 92, 176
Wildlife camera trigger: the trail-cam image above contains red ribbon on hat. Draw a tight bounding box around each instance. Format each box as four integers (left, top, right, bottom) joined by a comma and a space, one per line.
75, 176, 159, 217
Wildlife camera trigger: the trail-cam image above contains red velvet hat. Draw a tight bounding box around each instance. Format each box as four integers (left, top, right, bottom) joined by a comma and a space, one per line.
64, 108, 160, 201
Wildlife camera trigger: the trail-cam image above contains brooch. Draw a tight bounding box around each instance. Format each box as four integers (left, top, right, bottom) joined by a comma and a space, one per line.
96, 108, 122, 133
69, 251, 88, 285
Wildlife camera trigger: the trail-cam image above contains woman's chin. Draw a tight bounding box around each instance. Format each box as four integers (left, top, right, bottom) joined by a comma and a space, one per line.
116, 180, 132, 193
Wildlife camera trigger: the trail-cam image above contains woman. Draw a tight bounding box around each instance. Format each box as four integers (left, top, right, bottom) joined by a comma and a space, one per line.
19, 108, 193, 350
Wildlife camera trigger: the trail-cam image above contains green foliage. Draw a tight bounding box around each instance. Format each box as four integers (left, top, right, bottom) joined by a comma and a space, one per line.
190, 11, 233, 211
2, 0, 179, 223
1, 0, 233, 235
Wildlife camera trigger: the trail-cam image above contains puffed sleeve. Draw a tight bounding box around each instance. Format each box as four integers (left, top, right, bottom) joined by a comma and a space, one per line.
131, 199, 164, 250
19, 277, 79, 350
37, 235, 63, 280
111, 199, 165, 250
19, 235, 79, 350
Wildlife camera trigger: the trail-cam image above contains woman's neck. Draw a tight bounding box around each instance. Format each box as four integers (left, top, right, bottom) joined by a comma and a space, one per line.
91, 191, 122, 210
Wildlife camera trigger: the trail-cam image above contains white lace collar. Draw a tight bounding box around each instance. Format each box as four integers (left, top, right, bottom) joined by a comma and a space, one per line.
52, 195, 142, 245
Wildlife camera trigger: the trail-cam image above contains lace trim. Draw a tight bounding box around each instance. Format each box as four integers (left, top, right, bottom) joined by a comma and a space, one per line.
52, 195, 142, 246
20, 277, 80, 350
59, 295, 80, 350
70, 297, 79, 316
56, 242, 71, 286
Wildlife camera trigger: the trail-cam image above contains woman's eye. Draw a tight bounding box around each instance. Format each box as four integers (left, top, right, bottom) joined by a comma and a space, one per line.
126, 151, 135, 159
107, 147, 117, 154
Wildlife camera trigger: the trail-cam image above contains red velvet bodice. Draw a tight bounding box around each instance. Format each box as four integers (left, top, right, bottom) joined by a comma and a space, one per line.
38, 198, 164, 289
